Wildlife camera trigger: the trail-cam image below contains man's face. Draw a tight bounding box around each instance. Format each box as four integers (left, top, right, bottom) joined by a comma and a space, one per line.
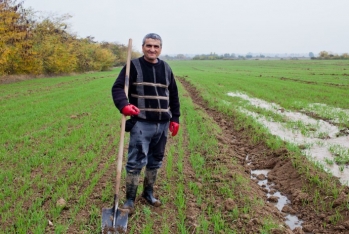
142, 38, 162, 63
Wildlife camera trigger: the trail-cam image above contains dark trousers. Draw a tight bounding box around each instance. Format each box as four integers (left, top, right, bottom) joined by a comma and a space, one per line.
126, 121, 169, 173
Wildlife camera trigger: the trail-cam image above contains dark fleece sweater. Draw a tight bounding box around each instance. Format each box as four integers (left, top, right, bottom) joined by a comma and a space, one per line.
111, 56, 180, 123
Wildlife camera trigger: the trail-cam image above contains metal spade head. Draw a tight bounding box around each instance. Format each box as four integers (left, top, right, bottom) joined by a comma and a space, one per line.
101, 207, 129, 234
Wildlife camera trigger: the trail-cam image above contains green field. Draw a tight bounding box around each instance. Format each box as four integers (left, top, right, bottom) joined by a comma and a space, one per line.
1, 59, 349, 233
170, 59, 349, 184
170, 59, 349, 113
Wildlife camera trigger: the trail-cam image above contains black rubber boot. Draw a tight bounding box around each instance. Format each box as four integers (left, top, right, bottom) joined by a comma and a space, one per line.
142, 168, 161, 207
122, 171, 140, 214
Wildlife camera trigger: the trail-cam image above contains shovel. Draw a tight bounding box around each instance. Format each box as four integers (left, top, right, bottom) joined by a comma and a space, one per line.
102, 38, 132, 234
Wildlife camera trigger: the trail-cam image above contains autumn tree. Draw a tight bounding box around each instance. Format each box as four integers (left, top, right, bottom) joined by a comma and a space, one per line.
0, 0, 138, 76
0, 0, 38, 74
319, 51, 329, 58
100, 42, 141, 66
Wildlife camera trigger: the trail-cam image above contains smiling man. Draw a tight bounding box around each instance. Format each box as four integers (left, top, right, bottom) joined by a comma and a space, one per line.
142, 35, 162, 63
111, 33, 180, 214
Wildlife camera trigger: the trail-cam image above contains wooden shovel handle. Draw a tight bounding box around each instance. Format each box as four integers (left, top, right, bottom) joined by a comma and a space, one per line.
115, 38, 132, 195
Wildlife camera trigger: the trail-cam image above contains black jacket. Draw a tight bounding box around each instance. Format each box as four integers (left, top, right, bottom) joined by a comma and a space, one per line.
111, 56, 180, 123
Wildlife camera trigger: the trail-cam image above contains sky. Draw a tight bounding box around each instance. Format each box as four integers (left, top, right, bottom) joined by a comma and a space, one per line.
23, 0, 349, 56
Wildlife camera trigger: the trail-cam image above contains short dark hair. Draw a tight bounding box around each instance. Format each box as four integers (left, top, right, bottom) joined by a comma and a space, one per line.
142, 33, 162, 46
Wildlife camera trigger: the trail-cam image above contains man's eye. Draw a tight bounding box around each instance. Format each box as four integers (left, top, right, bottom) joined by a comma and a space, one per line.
146, 45, 160, 49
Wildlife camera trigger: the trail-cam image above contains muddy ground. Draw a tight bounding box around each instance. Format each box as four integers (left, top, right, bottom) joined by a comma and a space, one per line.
178, 78, 349, 233
39, 76, 349, 233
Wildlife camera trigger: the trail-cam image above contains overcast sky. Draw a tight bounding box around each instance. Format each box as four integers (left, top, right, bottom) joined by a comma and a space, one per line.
23, 0, 349, 55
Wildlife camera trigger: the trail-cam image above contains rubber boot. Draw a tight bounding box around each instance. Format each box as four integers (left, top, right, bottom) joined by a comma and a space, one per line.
122, 171, 140, 214
142, 168, 161, 207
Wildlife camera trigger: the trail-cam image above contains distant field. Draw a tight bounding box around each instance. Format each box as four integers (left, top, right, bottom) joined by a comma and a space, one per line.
1, 60, 349, 233
169, 59, 349, 111
169, 59, 349, 184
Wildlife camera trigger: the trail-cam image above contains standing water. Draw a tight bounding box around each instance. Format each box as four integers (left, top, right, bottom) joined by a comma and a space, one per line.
251, 169, 303, 230
228, 92, 349, 186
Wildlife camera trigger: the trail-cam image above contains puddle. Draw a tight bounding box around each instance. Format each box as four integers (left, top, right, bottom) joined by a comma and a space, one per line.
228, 92, 349, 185
251, 169, 304, 230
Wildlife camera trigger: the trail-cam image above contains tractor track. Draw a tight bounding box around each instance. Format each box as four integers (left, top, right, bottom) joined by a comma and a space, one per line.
178, 76, 349, 234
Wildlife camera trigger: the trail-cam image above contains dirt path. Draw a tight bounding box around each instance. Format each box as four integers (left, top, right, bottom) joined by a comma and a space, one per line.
178, 77, 349, 233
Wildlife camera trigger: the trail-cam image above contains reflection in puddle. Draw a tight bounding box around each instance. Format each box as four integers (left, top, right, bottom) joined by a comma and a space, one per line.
285, 214, 303, 231
251, 169, 303, 230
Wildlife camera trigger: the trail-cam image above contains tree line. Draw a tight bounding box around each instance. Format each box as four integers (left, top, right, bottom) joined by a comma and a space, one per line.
192, 53, 268, 60
0, 0, 141, 76
311, 51, 349, 60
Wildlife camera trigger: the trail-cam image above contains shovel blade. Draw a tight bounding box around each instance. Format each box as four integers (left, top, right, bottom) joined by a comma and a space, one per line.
101, 207, 113, 233
101, 207, 129, 234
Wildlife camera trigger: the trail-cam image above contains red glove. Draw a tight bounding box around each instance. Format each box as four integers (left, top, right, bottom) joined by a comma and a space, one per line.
122, 104, 140, 116
169, 121, 179, 137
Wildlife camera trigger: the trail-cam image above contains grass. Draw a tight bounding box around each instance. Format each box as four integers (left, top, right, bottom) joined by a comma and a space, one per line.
169, 59, 349, 230
170, 60, 349, 183
169, 59, 349, 126
1, 70, 120, 233
177, 79, 284, 233
1, 59, 349, 233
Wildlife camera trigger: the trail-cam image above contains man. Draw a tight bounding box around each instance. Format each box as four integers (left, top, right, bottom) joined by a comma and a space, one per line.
111, 33, 180, 214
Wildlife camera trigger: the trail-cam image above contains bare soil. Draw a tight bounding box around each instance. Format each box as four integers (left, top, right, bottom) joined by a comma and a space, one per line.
178, 78, 349, 233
